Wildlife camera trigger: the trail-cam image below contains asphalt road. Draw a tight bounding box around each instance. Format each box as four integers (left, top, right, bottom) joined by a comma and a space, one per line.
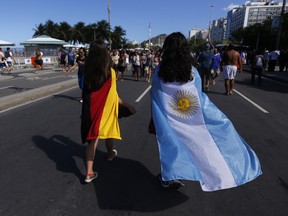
0, 70, 288, 216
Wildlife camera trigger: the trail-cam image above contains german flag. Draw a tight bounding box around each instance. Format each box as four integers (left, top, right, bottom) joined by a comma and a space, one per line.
81, 69, 121, 143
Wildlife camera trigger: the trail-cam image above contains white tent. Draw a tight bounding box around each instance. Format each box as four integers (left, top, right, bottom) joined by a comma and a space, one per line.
0, 40, 15, 46
20, 35, 68, 46
63, 44, 87, 48
20, 35, 68, 56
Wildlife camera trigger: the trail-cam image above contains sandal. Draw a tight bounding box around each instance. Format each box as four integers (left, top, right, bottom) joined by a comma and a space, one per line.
107, 149, 117, 161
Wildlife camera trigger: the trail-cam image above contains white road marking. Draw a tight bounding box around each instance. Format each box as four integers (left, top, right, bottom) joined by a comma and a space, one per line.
233, 89, 269, 114
0, 86, 77, 114
135, 85, 151, 102
0, 86, 13, 90
42, 75, 65, 80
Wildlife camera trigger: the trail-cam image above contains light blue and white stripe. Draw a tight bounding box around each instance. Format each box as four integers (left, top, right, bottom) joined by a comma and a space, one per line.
151, 66, 262, 191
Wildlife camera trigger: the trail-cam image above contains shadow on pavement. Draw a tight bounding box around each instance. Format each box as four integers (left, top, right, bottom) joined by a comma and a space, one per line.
33, 134, 189, 212
33, 135, 85, 182
92, 152, 189, 212
52, 94, 81, 102
279, 177, 288, 193
235, 78, 288, 93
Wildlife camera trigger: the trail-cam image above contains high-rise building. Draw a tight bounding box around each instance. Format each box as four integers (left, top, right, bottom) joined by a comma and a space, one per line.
210, 18, 227, 42
225, 1, 288, 39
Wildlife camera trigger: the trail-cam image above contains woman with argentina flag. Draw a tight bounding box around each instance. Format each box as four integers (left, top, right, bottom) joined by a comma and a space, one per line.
150, 32, 262, 191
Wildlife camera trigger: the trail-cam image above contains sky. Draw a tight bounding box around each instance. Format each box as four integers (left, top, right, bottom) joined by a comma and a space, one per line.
1, 0, 247, 47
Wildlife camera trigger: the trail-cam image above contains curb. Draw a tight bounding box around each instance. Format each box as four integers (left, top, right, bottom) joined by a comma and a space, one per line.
0, 79, 78, 112
262, 74, 288, 84
243, 67, 288, 84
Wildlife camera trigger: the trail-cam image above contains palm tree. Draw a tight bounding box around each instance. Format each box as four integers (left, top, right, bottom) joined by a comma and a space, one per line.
95, 20, 110, 43
44, 19, 59, 38
111, 26, 126, 49
33, 23, 46, 38
84, 23, 97, 43
57, 22, 72, 42
71, 22, 86, 44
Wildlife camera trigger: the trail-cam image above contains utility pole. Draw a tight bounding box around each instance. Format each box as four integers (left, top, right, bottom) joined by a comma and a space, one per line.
108, 0, 112, 50
148, 22, 151, 49
208, 4, 214, 41
275, 0, 286, 50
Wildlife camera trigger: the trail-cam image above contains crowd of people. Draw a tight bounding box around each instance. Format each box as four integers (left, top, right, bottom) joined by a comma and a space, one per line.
196, 43, 288, 91
107, 48, 161, 82
56, 46, 161, 83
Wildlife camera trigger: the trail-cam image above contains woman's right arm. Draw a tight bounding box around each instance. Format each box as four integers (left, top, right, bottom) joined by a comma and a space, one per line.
118, 98, 137, 114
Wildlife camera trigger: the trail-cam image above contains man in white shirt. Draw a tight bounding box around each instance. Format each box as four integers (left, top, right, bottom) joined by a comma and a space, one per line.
268, 49, 280, 72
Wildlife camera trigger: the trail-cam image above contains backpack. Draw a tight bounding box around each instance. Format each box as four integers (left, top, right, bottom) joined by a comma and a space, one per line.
5, 51, 11, 58
255, 56, 263, 67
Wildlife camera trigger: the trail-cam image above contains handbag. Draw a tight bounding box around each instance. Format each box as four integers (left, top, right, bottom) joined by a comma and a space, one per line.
148, 118, 156, 135
118, 104, 133, 118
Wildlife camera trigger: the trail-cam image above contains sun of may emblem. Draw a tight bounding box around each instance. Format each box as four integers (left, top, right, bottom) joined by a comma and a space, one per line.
169, 90, 199, 118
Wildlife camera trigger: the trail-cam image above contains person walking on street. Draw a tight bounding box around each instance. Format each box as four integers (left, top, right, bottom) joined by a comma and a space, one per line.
66, 47, 76, 72
251, 50, 265, 86
81, 41, 136, 183
34, 49, 43, 71
111, 50, 119, 79
59, 47, 67, 72
4, 47, 15, 73
221, 43, 242, 95
268, 49, 279, 72
117, 50, 127, 81
150, 32, 262, 191
0, 48, 7, 73
198, 43, 213, 91
210, 48, 221, 85
146, 50, 154, 82
68, 47, 86, 102
132, 51, 141, 81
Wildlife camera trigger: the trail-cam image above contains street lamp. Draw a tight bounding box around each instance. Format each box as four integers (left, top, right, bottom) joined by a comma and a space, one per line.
108, 0, 112, 50
208, 4, 214, 41
148, 22, 151, 49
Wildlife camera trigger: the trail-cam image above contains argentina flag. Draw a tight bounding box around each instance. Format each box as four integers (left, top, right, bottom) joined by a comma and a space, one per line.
150, 66, 262, 191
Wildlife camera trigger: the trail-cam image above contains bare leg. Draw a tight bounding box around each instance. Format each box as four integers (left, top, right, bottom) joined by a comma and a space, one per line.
224, 79, 229, 95
86, 139, 98, 175
105, 139, 117, 161
205, 75, 210, 90
147, 68, 151, 82
105, 139, 114, 155
229, 79, 234, 95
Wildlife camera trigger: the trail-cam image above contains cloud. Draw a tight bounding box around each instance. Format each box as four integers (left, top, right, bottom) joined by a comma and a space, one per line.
223, 3, 240, 11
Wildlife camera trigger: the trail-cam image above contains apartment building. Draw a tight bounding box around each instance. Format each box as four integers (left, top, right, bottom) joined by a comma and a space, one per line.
225, 1, 287, 40
192, 1, 287, 43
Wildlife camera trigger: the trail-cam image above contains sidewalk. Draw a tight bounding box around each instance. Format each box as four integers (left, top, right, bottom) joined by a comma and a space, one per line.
262, 70, 288, 84
0, 66, 77, 112
0, 66, 59, 81
243, 65, 288, 84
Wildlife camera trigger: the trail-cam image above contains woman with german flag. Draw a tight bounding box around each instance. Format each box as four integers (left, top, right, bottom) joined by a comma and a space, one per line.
81, 41, 136, 183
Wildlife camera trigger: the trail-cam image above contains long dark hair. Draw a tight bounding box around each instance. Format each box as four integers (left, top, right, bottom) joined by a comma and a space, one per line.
158, 32, 194, 83
84, 41, 111, 91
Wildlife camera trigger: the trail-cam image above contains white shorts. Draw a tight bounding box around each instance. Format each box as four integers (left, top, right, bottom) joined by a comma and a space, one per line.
223, 65, 237, 79
211, 68, 220, 74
